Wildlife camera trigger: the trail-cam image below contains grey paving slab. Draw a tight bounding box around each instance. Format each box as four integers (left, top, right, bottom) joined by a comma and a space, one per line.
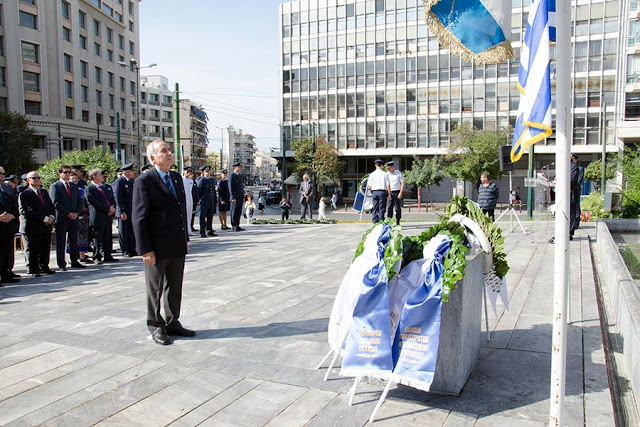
0, 220, 617, 426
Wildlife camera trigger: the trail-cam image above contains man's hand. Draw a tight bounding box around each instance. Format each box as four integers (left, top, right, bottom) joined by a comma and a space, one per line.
221, 201, 225, 205
232, 198, 236, 204
120, 213, 127, 221
45, 216, 54, 226
142, 251, 156, 266
108, 206, 116, 216
0, 212, 12, 223
67, 212, 78, 220
398, 192, 403, 200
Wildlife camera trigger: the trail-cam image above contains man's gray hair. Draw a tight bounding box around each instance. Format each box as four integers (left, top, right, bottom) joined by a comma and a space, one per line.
303, 173, 310, 180
88, 168, 102, 180
146, 140, 165, 164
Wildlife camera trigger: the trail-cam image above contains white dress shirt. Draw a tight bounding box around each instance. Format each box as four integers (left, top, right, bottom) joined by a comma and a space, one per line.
368, 168, 390, 191
388, 170, 404, 191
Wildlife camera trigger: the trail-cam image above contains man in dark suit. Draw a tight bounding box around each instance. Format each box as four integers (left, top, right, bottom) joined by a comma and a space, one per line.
196, 166, 217, 238
230, 162, 245, 232
50, 164, 85, 271
0, 184, 19, 285
570, 154, 580, 241
18, 171, 56, 277
114, 163, 136, 257
2, 175, 20, 282
85, 169, 118, 264
132, 140, 194, 346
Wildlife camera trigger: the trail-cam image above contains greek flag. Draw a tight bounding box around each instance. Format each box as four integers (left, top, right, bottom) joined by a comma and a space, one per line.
423, 0, 513, 64
548, 0, 556, 42
510, 0, 553, 163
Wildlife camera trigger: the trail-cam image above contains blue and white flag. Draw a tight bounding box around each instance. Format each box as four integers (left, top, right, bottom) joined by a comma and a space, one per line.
423, 0, 513, 64
548, 0, 556, 42
341, 225, 394, 377
390, 235, 452, 392
511, 0, 553, 162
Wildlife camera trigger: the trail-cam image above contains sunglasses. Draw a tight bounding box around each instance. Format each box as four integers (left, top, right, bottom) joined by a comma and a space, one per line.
61, 171, 71, 174
29, 176, 41, 180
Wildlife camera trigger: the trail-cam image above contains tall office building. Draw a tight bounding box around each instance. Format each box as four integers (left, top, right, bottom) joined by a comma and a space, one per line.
0, 0, 140, 164
227, 126, 257, 184
279, 0, 633, 198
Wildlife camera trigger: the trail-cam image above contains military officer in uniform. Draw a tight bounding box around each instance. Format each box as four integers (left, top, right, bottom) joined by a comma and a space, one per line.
197, 166, 217, 237
230, 162, 245, 232
114, 163, 137, 257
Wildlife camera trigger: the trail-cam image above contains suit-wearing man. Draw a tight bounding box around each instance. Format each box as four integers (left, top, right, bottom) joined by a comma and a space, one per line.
1, 175, 20, 281
299, 173, 314, 219
133, 140, 194, 346
18, 171, 56, 277
229, 162, 245, 232
85, 169, 117, 264
196, 166, 217, 237
49, 165, 85, 270
0, 187, 19, 285
114, 163, 137, 257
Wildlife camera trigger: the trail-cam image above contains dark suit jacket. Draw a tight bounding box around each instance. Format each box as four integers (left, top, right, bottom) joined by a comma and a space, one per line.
132, 167, 189, 259
570, 161, 580, 204
197, 176, 217, 207
85, 183, 112, 228
217, 178, 230, 203
49, 180, 82, 223
230, 172, 244, 200
18, 187, 55, 235
113, 176, 134, 217
0, 190, 18, 237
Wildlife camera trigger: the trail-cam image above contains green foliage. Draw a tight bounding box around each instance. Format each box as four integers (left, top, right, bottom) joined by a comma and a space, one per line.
404, 155, 444, 206
580, 192, 610, 220
291, 136, 345, 184
622, 145, 640, 218
38, 147, 119, 189
445, 123, 511, 189
583, 158, 617, 191
0, 110, 38, 173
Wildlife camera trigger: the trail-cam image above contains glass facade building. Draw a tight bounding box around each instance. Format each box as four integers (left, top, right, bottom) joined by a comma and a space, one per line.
279, 0, 637, 196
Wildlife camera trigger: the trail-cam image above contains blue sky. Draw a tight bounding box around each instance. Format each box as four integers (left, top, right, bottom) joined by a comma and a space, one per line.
139, 0, 285, 153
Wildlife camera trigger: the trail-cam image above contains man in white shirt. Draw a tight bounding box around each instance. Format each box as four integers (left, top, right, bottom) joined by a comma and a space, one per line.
366, 159, 391, 223
386, 161, 405, 225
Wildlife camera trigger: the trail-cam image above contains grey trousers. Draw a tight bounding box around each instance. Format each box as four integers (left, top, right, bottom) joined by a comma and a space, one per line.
145, 256, 186, 333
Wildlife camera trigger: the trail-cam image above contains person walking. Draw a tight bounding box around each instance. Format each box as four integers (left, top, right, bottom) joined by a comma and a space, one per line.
367, 159, 391, 223
217, 169, 231, 230
478, 172, 499, 221
18, 171, 56, 277
49, 164, 85, 270
299, 173, 314, 219
113, 163, 137, 257
182, 167, 196, 237
132, 140, 195, 346
386, 161, 405, 225
331, 193, 337, 211
230, 162, 245, 232
197, 166, 217, 237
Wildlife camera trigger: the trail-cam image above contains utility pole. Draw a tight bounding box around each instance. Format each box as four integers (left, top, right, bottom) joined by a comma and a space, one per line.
527, 144, 535, 219
116, 112, 121, 163
57, 123, 62, 158
174, 83, 181, 167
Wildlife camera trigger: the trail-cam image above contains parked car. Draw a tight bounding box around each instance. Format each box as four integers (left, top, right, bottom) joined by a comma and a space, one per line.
266, 191, 282, 205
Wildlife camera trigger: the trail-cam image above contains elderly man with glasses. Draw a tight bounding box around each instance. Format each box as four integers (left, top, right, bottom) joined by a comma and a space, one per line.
18, 171, 56, 277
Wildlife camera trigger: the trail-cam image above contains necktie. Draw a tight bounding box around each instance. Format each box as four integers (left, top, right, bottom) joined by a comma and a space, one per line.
97, 185, 110, 206
65, 182, 71, 197
164, 174, 177, 199
37, 189, 44, 205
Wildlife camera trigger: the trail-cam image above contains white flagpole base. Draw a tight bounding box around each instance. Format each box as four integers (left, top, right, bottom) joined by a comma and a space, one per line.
324, 334, 347, 381
369, 380, 393, 423
315, 349, 333, 370
348, 376, 361, 406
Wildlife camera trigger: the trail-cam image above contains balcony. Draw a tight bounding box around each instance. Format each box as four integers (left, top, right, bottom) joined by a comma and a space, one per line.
626, 74, 640, 93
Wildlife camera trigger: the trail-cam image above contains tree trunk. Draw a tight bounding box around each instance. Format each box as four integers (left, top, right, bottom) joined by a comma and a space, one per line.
418, 187, 421, 212
428, 186, 434, 210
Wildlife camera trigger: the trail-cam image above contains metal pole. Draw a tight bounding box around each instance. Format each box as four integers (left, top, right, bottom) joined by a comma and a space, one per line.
116, 112, 121, 163
174, 83, 181, 167
161, 126, 165, 141
135, 65, 141, 170
601, 103, 606, 192
527, 144, 535, 218
550, 1, 571, 425
57, 123, 62, 158
281, 125, 287, 197
312, 123, 317, 196
1, 126, 5, 168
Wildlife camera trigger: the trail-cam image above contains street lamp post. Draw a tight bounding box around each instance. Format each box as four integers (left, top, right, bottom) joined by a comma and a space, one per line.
118, 59, 156, 171
312, 122, 317, 197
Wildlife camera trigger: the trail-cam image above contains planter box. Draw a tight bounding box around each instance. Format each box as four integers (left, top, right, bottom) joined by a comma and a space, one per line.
430, 249, 485, 395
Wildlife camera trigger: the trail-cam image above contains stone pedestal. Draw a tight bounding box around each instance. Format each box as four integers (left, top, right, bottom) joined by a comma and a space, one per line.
430, 249, 485, 395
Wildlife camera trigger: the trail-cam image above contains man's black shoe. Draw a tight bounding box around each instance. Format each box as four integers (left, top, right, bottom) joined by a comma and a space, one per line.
103, 257, 119, 262
234, 227, 245, 232
151, 331, 172, 346
30, 273, 42, 278
59, 266, 67, 271
71, 263, 86, 268
207, 230, 217, 237
166, 326, 196, 337
10, 273, 21, 278
1, 277, 19, 283
42, 268, 56, 275
200, 234, 208, 238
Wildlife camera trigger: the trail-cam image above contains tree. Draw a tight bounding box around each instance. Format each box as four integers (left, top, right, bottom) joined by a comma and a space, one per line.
583, 158, 617, 191
291, 136, 344, 185
622, 145, 640, 218
404, 155, 444, 209
206, 152, 219, 170
0, 110, 38, 173
38, 147, 119, 189
445, 123, 511, 189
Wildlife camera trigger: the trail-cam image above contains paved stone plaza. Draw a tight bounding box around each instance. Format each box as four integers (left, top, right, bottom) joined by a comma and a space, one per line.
0, 220, 614, 426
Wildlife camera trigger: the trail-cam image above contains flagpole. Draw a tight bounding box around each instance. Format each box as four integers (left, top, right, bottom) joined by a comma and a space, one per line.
549, 0, 571, 425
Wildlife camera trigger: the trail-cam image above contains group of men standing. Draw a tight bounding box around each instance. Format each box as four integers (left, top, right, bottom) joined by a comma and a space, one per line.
366, 159, 405, 225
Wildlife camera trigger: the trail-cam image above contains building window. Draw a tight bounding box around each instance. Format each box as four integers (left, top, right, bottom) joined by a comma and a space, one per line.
106, 27, 113, 43
163, 95, 172, 104
19, 11, 37, 29
94, 42, 101, 56
20, 0, 36, 4
95, 66, 102, 83
128, 20, 134, 32
23, 71, 40, 92
61, 1, 70, 20
107, 49, 113, 62
63, 138, 73, 150
109, 94, 114, 109
96, 90, 102, 106
21, 41, 39, 63
94, 19, 100, 36
120, 76, 125, 92
108, 71, 114, 87
62, 26, 71, 42
101, 3, 113, 17
0, 36, 4, 57
24, 101, 41, 115
80, 60, 88, 78
63, 53, 73, 73
109, 116, 115, 127
79, 35, 87, 50
118, 34, 124, 50
129, 1, 134, 15
82, 110, 89, 122
79, 10, 86, 28
66, 106, 74, 119
130, 80, 135, 95
81, 139, 89, 150
163, 111, 172, 119
0, 67, 5, 87
120, 97, 125, 110
129, 41, 135, 55
81, 85, 88, 102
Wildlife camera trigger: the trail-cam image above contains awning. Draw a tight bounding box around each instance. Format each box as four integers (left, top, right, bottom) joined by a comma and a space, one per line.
283, 173, 299, 185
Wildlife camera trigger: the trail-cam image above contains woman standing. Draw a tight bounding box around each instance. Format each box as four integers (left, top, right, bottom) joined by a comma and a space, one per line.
182, 167, 196, 236
217, 169, 231, 230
